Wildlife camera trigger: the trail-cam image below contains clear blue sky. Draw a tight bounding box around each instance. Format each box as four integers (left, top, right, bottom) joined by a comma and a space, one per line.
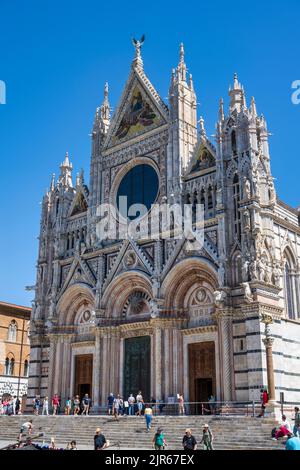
0, 0, 299, 306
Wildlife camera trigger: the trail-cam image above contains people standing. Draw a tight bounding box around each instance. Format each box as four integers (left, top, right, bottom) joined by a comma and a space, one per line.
42, 396, 49, 416
94, 427, 109, 450
208, 395, 216, 415
144, 404, 153, 432
123, 398, 129, 415
12, 396, 17, 415
200, 424, 214, 450
65, 397, 72, 415
107, 393, 114, 415
178, 394, 185, 415
52, 394, 60, 415
113, 394, 121, 420
128, 394, 135, 415
33, 395, 41, 415
73, 395, 80, 415
182, 428, 197, 451
15, 396, 21, 414
82, 394, 91, 415
293, 407, 300, 437
136, 391, 144, 416
153, 427, 167, 450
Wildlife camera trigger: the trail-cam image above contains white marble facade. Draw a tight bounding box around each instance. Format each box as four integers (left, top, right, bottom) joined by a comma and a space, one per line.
28, 42, 300, 408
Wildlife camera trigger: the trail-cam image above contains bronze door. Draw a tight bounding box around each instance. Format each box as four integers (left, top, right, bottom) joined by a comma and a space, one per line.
123, 336, 151, 401
188, 342, 216, 414
75, 354, 93, 400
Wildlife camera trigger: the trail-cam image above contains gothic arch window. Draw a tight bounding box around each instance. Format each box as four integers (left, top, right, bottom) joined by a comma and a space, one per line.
283, 250, 297, 319
5, 355, 15, 376
200, 188, 205, 209
233, 174, 241, 241
231, 130, 237, 155
7, 320, 17, 342
207, 186, 213, 210
24, 359, 29, 377
192, 191, 198, 224
232, 252, 242, 286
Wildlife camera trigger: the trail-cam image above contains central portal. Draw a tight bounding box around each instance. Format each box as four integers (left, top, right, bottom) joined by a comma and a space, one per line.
123, 336, 151, 401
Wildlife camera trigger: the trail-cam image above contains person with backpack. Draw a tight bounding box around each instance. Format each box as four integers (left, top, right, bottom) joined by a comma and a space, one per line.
200, 424, 214, 450
153, 427, 167, 450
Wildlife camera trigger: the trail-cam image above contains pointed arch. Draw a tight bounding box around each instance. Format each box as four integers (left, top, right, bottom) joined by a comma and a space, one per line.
7, 320, 17, 342
283, 247, 298, 320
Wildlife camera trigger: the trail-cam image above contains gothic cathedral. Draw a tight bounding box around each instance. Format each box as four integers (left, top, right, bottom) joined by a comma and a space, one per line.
28, 42, 300, 409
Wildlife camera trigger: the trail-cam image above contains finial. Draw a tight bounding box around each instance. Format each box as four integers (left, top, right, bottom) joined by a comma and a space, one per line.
199, 116, 206, 137
233, 72, 239, 89
104, 81, 108, 99
50, 173, 56, 192
177, 42, 187, 82
250, 96, 257, 116
131, 34, 145, 69
180, 42, 185, 64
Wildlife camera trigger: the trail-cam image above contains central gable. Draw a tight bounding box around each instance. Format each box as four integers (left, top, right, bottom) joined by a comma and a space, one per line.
103, 69, 168, 149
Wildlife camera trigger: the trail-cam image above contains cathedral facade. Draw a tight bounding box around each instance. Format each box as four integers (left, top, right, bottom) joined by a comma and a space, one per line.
28, 42, 300, 409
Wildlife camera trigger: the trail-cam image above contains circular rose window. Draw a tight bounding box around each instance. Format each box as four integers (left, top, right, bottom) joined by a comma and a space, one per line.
116, 163, 159, 220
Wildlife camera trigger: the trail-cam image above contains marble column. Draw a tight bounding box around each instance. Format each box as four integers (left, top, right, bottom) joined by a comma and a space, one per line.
153, 327, 162, 400
263, 337, 276, 402
92, 330, 101, 410
217, 312, 233, 401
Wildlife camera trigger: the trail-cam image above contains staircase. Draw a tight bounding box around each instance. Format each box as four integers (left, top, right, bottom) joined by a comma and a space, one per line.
0, 415, 284, 450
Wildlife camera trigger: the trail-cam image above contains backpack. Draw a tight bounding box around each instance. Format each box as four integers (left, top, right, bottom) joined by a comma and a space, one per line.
271, 427, 277, 438
155, 433, 164, 447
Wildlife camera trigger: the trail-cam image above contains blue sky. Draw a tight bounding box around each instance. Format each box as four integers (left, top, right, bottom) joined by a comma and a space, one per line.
0, 0, 299, 306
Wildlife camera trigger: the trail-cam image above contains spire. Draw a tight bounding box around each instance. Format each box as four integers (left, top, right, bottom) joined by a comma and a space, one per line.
132, 35, 145, 70
50, 173, 56, 192
177, 42, 187, 82
219, 98, 225, 121
229, 72, 245, 113
250, 96, 257, 116
99, 81, 110, 133
199, 116, 206, 138
58, 151, 73, 189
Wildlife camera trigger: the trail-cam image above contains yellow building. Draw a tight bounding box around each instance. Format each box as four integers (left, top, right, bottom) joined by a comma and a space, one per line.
0, 301, 31, 400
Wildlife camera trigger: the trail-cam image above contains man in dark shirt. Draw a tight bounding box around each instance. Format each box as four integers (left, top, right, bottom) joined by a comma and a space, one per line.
94, 428, 108, 450
182, 428, 197, 450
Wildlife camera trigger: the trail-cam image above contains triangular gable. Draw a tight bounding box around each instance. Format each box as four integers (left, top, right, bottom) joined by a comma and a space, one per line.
102, 238, 153, 291
103, 67, 169, 149
58, 256, 96, 298
69, 188, 88, 217
186, 139, 216, 175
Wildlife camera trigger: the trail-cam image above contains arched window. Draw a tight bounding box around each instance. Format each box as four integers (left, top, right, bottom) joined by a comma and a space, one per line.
7, 320, 17, 342
284, 262, 294, 319
5, 356, 15, 376
5, 358, 10, 375
200, 188, 205, 210
231, 130, 237, 154
9, 358, 15, 375
233, 174, 241, 241
24, 359, 29, 377
207, 186, 213, 209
